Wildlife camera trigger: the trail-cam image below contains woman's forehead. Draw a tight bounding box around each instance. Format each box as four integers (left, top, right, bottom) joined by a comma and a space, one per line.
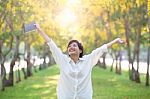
69, 42, 78, 45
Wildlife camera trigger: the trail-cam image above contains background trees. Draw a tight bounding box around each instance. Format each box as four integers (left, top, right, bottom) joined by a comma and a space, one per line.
0, 0, 149, 91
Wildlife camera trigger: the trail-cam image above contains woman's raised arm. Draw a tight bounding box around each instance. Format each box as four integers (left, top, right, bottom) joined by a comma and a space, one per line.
34, 23, 51, 42
106, 38, 126, 48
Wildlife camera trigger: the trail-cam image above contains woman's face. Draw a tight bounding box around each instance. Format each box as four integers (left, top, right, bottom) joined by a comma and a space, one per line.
67, 42, 82, 57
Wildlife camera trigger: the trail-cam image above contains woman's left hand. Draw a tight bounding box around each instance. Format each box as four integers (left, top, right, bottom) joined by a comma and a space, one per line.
116, 38, 126, 44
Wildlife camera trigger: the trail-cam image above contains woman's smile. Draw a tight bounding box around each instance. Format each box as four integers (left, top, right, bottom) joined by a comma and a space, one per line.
68, 48, 76, 52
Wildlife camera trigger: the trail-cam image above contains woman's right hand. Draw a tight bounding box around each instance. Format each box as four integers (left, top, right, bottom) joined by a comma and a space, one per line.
34, 23, 41, 31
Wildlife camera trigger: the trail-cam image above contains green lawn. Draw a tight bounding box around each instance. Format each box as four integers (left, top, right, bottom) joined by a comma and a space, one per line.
0, 65, 150, 99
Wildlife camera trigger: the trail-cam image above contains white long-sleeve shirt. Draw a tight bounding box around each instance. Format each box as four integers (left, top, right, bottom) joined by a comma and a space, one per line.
47, 39, 108, 99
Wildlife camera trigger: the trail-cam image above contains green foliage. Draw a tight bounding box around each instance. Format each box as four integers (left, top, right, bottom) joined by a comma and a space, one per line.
0, 32, 11, 41
0, 0, 148, 59
141, 32, 150, 46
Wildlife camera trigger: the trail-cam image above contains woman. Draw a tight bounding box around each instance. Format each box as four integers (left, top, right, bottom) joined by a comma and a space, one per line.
35, 23, 125, 99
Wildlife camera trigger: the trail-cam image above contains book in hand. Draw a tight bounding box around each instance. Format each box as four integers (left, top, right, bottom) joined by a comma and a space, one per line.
24, 21, 37, 33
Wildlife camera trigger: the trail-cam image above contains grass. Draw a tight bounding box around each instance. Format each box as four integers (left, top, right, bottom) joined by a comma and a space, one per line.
0, 65, 150, 99
92, 67, 150, 99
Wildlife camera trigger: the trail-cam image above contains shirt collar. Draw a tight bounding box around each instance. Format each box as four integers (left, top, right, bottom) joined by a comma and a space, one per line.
79, 57, 85, 61
67, 56, 85, 63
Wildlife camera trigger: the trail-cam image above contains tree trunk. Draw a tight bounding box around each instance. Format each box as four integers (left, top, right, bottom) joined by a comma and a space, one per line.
115, 53, 118, 73
146, 46, 150, 86
0, 36, 13, 90
22, 68, 27, 79
0, 65, 2, 90
124, 18, 132, 79
118, 51, 122, 75
25, 42, 32, 77
134, 24, 141, 83
32, 58, 37, 72
1, 65, 6, 91
109, 52, 114, 72
128, 25, 141, 83
42, 43, 49, 68
146, 17, 150, 86
0, 41, 4, 91
0, 64, 6, 91
16, 69, 21, 83
43, 56, 47, 69
115, 52, 121, 75
110, 58, 114, 72
101, 55, 107, 69
15, 59, 21, 83
48, 54, 55, 66
124, 18, 140, 81
6, 35, 20, 86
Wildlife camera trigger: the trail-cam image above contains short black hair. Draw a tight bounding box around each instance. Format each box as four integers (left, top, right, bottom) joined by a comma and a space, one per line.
67, 40, 83, 58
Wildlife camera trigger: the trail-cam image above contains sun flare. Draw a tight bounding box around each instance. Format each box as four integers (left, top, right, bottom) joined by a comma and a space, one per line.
56, 9, 77, 27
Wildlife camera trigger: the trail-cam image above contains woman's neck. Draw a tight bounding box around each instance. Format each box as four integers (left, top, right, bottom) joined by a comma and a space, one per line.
70, 55, 79, 63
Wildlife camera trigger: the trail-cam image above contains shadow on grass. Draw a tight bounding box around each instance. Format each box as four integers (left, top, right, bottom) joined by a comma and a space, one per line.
0, 66, 59, 99
1, 66, 150, 99
92, 67, 150, 99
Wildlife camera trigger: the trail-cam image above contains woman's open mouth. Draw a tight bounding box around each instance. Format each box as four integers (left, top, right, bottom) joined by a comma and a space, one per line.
69, 48, 76, 52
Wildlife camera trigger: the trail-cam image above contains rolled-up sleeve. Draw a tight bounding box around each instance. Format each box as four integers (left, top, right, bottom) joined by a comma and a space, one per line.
89, 44, 108, 67
47, 39, 64, 66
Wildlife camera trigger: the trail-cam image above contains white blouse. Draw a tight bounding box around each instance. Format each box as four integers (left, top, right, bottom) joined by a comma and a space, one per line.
47, 39, 108, 99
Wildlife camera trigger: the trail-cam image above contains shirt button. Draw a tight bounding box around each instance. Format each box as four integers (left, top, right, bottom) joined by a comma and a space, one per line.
75, 80, 78, 83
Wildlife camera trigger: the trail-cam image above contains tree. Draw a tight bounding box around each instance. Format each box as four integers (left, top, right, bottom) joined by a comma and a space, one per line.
114, 0, 147, 83
146, 0, 150, 86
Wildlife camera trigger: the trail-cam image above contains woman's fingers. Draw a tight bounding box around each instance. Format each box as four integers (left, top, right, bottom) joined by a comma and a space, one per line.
34, 23, 41, 30
117, 38, 126, 44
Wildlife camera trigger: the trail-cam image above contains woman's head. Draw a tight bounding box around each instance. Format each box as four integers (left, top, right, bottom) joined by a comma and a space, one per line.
67, 40, 83, 58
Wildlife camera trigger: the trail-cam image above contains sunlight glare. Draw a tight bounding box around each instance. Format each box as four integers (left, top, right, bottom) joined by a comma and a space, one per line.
56, 9, 77, 27
67, 0, 81, 5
